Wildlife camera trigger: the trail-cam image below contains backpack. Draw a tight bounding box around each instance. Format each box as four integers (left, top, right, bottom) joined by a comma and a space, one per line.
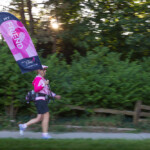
25, 90, 37, 103
25, 90, 53, 103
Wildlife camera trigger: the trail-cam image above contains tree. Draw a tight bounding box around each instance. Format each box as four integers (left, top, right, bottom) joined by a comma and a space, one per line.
7, 0, 150, 61
9, 0, 27, 28
44, 0, 150, 61
26, 0, 35, 35
20, 0, 27, 28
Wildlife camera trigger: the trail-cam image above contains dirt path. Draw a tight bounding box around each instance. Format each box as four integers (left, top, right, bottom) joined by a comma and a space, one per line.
1, 131, 150, 139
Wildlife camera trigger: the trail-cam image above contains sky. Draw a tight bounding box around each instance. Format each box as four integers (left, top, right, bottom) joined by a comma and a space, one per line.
0, 0, 11, 11
0, 0, 56, 40
0, 0, 145, 13
0, 0, 47, 12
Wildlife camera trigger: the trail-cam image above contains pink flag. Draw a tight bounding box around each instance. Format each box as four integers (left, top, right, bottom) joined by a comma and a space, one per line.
0, 12, 42, 73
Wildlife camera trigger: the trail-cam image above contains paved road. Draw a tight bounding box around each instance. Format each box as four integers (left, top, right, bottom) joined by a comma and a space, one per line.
1, 131, 150, 139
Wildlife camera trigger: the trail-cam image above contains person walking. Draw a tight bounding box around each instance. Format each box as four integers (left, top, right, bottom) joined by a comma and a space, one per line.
19, 65, 61, 139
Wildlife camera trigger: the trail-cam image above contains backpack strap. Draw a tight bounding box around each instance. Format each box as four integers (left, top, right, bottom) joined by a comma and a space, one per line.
37, 93, 46, 97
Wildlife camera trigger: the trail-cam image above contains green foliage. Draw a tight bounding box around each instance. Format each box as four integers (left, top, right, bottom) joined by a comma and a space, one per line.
44, 0, 150, 61
39, 46, 150, 116
6, 0, 150, 62
1, 0, 150, 119
0, 45, 34, 117
1, 44, 150, 117
60, 46, 150, 110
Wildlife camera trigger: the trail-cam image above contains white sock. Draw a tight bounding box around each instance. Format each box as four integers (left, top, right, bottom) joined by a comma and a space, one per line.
42, 133, 48, 136
23, 124, 27, 128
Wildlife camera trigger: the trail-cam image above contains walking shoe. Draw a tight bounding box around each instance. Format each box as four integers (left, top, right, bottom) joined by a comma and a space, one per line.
19, 124, 26, 136
42, 134, 52, 139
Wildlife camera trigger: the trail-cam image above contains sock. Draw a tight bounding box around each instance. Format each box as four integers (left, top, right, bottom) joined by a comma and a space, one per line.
23, 124, 27, 128
42, 133, 48, 136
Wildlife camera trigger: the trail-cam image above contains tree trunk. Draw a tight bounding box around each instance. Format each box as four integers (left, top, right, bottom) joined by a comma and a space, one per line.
52, 34, 56, 53
5, 104, 19, 119
19, 0, 27, 28
26, 0, 34, 36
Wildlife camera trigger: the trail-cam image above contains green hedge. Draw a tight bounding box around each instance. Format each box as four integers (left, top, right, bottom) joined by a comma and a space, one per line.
0, 45, 150, 117
0, 45, 34, 117
44, 46, 150, 115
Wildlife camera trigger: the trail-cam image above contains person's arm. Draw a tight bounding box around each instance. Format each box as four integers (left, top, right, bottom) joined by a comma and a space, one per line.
44, 79, 61, 99
49, 88, 61, 99
54, 95, 61, 99
33, 77, 45, 92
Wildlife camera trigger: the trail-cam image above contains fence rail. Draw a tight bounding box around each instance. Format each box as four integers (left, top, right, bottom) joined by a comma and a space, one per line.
66, 101, 150, 124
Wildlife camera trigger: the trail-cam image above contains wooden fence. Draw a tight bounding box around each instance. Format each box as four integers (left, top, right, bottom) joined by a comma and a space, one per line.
66, 100, 150, 124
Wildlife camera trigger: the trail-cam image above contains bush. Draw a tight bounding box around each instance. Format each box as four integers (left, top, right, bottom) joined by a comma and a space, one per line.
43, 46, 150, 116
1, 44, 150, 118
0, 45, 34, 118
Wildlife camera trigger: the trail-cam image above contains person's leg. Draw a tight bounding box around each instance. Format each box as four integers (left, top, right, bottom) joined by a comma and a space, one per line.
19, 114, 43, 135
41, 112, 50, 133
36, 99, 51, 139
26, 114, 43, 127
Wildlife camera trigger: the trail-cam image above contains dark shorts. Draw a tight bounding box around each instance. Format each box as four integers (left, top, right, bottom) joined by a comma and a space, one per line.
34, 100, 49, 114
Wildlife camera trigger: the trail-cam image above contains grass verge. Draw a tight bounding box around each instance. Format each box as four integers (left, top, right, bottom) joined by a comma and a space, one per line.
0, 139, 150, 150
1, 115, 150, 133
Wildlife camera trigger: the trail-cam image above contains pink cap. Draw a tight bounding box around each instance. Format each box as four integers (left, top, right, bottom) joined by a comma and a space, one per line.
42, 65, 48, 69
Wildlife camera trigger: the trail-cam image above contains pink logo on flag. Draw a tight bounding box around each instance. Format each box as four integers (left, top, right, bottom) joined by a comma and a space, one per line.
0, 12, 42, 73
0, 20, 38, 61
